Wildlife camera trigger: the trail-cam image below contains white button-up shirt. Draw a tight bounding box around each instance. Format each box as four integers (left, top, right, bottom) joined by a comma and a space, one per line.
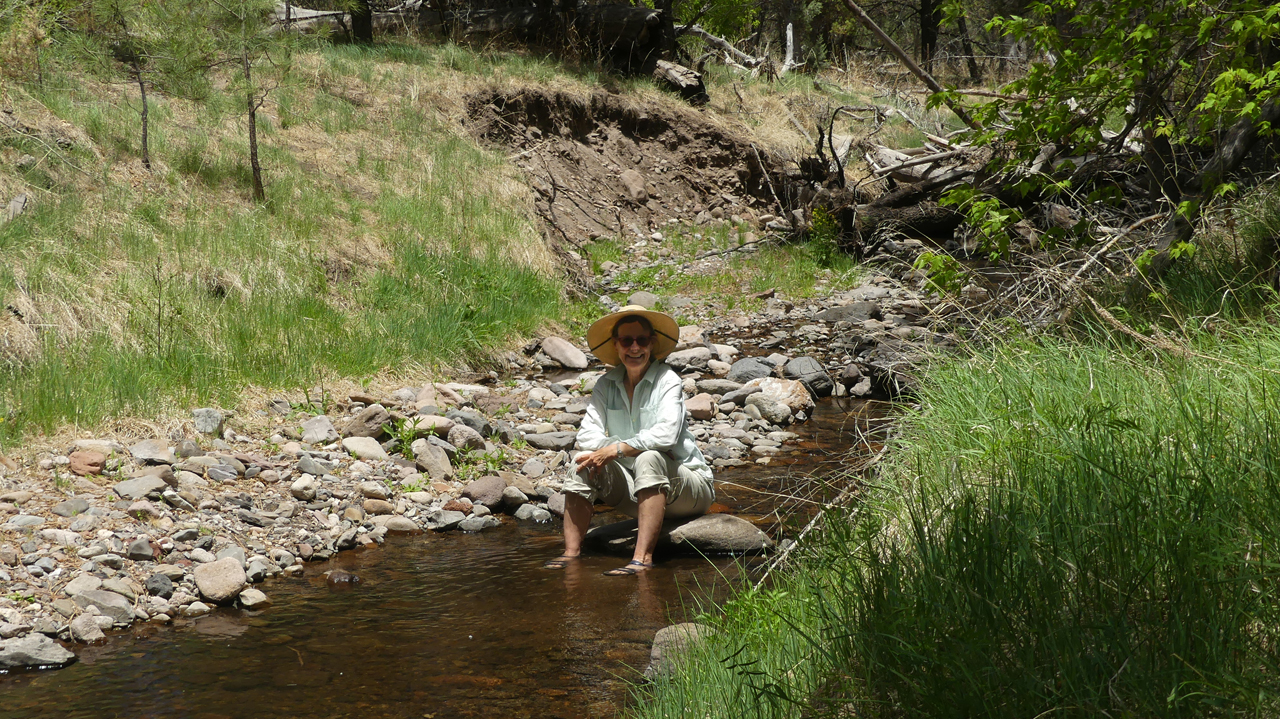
576, 361, 713, 481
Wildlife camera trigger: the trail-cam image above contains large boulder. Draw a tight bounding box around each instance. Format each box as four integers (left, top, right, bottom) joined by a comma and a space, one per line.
726, 357, 773, 384
585, 514, 774, 555
69, 589, 134, 624
0, 633, 77, 670
783, 356, 834, 398
743, 377, 815, 415
193, 557, 247, 604
644, 623, 715, 679
462, 475, 507, 507
542, 337, 589, 369
746, 393, 792, 425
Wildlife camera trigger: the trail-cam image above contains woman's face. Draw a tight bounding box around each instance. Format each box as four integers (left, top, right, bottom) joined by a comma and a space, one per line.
614, 320, 652, 372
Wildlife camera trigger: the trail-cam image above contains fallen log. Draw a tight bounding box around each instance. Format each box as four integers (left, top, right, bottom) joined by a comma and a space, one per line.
678, 24, 763, 67
653, 60, 709, 105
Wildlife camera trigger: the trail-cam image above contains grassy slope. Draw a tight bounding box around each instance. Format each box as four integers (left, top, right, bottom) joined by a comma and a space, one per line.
0, 40, 603, 443
633, 200, 1280, 717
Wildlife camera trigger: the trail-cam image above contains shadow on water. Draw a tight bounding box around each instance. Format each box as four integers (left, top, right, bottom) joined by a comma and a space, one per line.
0, 398, 889, 719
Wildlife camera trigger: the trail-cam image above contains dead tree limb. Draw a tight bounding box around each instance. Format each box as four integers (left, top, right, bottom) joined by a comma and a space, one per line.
678, 24, 762, 66
837, 0, 981, 131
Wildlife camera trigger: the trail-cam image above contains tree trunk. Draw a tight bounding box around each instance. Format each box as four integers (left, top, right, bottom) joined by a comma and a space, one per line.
654, 0, 676, 59
1137, 98, 1280, 286
135, 66, 150, 171
920, 0, 939, 73
957, 13, 981, 82
352, 0, 373, 43
243, 49, 265, 203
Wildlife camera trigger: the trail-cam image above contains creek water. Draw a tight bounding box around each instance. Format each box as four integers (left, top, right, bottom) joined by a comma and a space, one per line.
0, 398, 887, 719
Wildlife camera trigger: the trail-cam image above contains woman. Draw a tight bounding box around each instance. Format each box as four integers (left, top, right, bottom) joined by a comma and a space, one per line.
543, 305, 715, 576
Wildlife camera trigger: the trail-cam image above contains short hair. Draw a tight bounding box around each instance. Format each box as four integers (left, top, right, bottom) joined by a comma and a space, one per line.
612, 314, 654, 338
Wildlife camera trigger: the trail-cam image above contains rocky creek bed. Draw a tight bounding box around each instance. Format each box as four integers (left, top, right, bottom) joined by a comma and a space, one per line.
0, 273, 941, 699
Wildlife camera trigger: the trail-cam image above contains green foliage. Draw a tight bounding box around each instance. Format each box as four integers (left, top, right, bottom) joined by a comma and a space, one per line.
382, 417, 419, 459
940, 185, 1020, 259
945, 0, 1280, 193
806, 207, 840, 269
912, 251, 967, 295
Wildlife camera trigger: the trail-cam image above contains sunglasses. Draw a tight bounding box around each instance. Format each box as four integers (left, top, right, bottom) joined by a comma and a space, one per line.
615, 335, 653, 348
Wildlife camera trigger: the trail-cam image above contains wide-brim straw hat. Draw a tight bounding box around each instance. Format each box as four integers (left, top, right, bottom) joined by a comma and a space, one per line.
587, 305, 679, 366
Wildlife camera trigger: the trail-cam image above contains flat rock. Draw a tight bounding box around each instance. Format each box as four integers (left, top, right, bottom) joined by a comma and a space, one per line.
238, 588, 271, 609
524, 432, 577, 451
113, 475, 168, 501
301, 416, 339, 445
341, 436, 388, 461
69, 589, 134, 624
696, 379, 742, 395
542, 337, 589, 370
814, 301, 881, 323
423, 509, 466, 531
372, 515, 419, 533
627, 290, 659, 308
51, 498, 90, 518
0, 633, 77, 670
6, 515, 43, 529
362, 499, 394, 515
644, 623, 715, 679
193, 557, 247, 604
129, 439, 173, 465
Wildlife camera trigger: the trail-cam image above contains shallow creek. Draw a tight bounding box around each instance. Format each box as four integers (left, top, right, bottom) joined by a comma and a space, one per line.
0, 398, 887, 719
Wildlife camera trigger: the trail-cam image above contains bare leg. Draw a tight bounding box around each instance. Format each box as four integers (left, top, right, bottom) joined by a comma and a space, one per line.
562, 492, 594, 557
631, 487, 665, 567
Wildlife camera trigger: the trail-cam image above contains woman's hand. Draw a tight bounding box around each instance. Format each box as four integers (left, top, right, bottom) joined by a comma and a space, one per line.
575, 443, 626, 473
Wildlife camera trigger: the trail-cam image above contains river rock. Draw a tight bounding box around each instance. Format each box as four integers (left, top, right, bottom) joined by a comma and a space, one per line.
126, 536, 157, 561
644, 623, 715, 679
446, 410, 492, 437
68, 451, 105, 477
446, 425, 484, 452
586, 514, 774, 555
0, 633, 77, 670
301, 416, 339, 445
194, 557, 247, 604
145, 573, 174, 599
51, 498, 90, 517
41, 528, 82, 547
290, 475, 318, 501
356, 481, 389, 500
665, 347, 712, 371
363, 499, 394, 515
669, 514, 775, 553
343, 404, 390, 438
238, 588, 271, 609
412, 441, 454, 481
501, 485, 529, 509
524, 432, 577, 451
695, 379, 742, 395
423, 509, 466, 531
129, 439, 173, 465
514, 504, 552, 522
70, 589, 134, 624
686, 393, 715, 421
342, 436, 388, 461
783, 356, 834, 398
542, 337, 589, 369
407, 415, 453, 437
63, 574, 101, 597
744, 377, 815, 414
627, 290, 658, 308
72, 439, 125, 456
69, 613, 105, 643
192, 408, 225, 436
727, 358, 773, 384
814, 301, 881, 323
6, 515, 43, 529
113, 475, 168, 501
462, 476, 506, 507
373, 515, 419, 533
745, 394, 792, 425
215, 546, 246, 568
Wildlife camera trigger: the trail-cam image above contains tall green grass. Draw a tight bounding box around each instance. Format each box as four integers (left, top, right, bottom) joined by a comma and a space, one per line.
635, 329, 1280, 718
